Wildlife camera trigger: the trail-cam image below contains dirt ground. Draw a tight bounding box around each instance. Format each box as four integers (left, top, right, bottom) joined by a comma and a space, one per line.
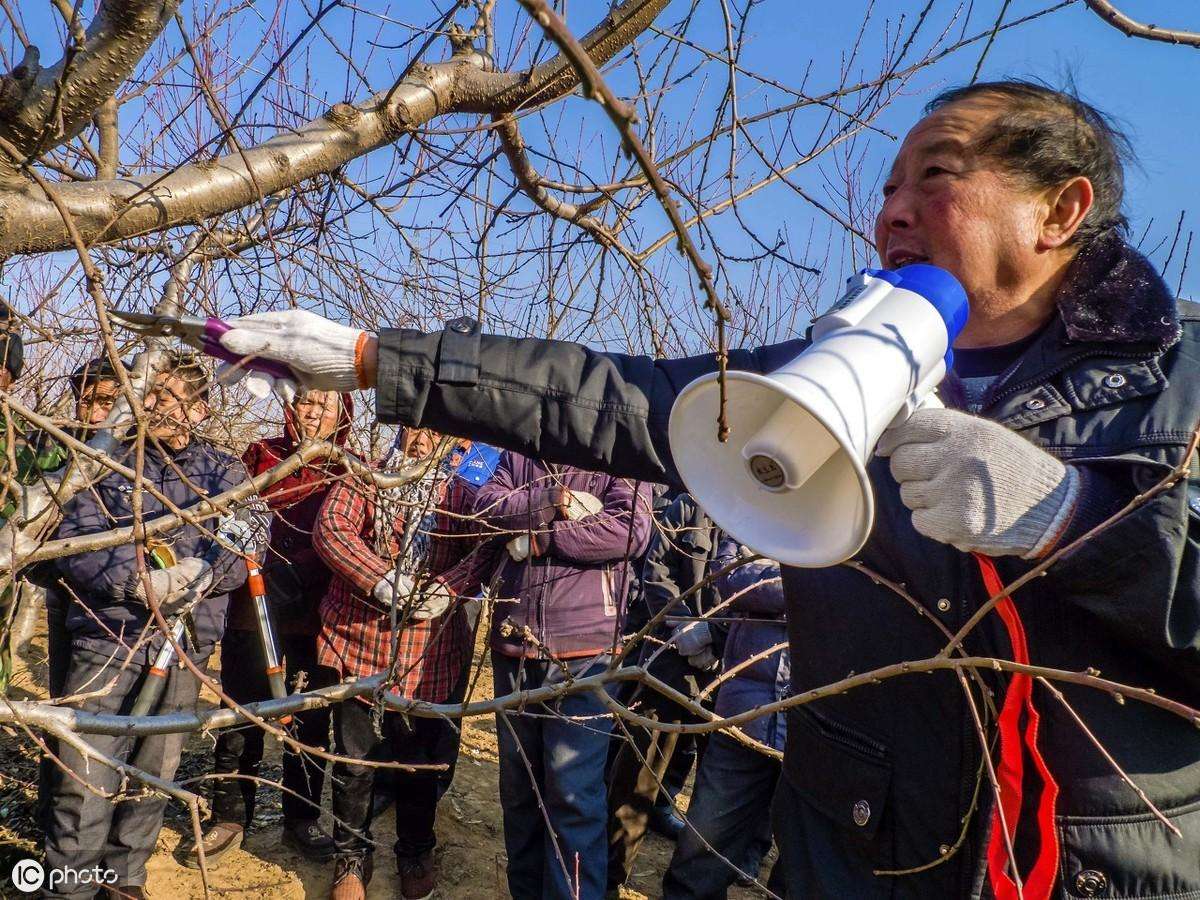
2, 614, 773, 899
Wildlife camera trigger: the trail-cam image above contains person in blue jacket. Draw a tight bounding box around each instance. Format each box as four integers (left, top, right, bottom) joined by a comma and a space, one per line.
662, 537, 789, 899
41, 352, 247, 900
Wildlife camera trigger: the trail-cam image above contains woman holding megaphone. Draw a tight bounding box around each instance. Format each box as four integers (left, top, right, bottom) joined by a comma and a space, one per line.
212, 82, 1199, 900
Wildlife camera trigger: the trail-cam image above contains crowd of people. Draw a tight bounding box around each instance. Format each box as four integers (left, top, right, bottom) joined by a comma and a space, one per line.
0, 316, 788, 900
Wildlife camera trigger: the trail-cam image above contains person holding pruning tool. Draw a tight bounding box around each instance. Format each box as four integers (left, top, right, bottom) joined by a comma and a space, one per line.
42, 352, 249, 900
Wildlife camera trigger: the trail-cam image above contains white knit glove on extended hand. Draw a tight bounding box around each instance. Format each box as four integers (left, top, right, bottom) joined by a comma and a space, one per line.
218, 309, 364, 403
671, 621, 719, 671
371, 569, 454, 621
875, 407, 1081, 558
134, 557, 213, 617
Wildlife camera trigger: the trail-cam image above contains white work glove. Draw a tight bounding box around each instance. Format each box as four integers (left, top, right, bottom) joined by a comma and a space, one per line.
214, 514, 260, 556
372, 569, 416, 606
134, 557, 213, 617
671, 621, 719, 671
876, 407, 1081, 558
408, 581, 454, 621
217, 309, 364, 403
371, 570, 454, 621
506, 490, 603, 561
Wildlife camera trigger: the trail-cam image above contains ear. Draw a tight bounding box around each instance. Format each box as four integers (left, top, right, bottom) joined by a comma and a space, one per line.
1038, 176, 1094, 250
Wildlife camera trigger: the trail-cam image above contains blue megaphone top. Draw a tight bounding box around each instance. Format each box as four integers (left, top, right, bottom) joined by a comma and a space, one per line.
860, 264, 969, 368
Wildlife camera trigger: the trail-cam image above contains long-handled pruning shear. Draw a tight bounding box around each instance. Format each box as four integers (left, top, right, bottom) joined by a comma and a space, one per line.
129, 506, 294, 723
109, 310, 296, 382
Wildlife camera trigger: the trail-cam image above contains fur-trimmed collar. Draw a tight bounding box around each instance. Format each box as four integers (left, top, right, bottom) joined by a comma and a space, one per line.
1055, 233, 1180, 348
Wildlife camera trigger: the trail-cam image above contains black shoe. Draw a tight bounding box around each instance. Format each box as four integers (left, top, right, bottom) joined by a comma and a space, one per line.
647, 806, 686, 841
283, 818, 336, 861
330, 854, 373, 900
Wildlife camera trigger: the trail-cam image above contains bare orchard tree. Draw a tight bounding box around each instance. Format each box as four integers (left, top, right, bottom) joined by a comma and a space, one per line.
0, 0, 1197, 894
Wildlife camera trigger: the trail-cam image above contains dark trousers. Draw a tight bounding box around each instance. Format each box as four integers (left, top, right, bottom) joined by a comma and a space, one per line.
606, 681, 702, 889
42, 645, 202, 898
662, 732, 784, 900
330, 677, 467, 862
211, 628, 335, 826
37, 592, 74, 834
493, 652, 618, 900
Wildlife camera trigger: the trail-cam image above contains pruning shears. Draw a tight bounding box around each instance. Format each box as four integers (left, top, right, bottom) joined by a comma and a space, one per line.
110, 310, 296, 382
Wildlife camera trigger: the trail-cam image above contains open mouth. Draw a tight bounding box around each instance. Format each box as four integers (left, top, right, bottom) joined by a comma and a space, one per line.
887, 252, 929, 269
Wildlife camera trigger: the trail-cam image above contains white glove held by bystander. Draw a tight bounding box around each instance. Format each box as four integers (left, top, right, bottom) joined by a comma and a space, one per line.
134, 557, 213, 617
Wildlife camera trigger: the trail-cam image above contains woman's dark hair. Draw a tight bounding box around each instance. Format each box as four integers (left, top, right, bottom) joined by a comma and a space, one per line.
926, 80, 1131, 246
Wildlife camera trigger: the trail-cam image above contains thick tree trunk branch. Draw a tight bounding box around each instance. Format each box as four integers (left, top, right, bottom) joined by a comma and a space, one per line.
0, 0, 672, 258
0, 0, 180, 178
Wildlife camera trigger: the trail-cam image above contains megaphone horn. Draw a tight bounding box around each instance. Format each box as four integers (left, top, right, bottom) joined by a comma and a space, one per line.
668, 264, 968, 568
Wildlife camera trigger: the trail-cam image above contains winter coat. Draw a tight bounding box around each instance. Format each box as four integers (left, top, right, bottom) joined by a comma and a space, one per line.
710, 538, 789, 752
473, 452, 653, 659
227, 393, 354, 634
373, 234, 1200, 898
55, 440, 246, 661
634, 492, 723, 693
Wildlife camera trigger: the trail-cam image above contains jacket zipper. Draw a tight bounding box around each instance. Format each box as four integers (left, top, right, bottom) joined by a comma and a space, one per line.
805, 707, 888, 760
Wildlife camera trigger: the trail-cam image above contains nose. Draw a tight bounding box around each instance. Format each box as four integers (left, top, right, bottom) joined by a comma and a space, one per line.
879, 185, 915, 234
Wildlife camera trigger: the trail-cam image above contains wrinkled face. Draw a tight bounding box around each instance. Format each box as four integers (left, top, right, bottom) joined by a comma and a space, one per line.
875, 99, 1048, 320
144, 372, 208, 449
293, 390, 342, 440
401, 427, 440, 460
77, 378, 121, 426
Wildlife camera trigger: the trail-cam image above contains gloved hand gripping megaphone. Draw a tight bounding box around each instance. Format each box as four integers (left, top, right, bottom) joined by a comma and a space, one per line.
667, 264, 968, 567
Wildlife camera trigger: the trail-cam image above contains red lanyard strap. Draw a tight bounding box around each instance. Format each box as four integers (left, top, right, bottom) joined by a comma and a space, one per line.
974, 553, 1060, 900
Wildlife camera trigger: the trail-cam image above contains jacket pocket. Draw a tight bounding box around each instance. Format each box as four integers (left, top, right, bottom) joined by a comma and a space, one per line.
1058, 800, 1200, 898
784, 706, 895, 868
601, 567, 617, 618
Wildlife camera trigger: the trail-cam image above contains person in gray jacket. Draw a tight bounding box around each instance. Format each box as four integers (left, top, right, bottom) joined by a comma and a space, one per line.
42, 353, 246, 900
219, 81, 1200, 898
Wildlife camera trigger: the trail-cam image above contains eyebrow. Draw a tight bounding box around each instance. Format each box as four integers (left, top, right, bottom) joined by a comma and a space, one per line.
886, 137, 969, 184
916, 137, 968, 158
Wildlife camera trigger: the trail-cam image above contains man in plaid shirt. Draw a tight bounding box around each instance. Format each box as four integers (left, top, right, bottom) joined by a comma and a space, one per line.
313, 427, 497, 900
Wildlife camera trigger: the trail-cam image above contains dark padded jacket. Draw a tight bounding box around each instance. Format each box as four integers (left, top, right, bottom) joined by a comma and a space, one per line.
373, 236, 1200, 898
55, 440, 246, 661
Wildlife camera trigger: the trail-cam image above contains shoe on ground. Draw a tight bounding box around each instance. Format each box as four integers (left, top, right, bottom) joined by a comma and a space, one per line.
180, 821, 243, 869
283, 818, 336, 861
398, 849, 436, 900
330, 853, 373, 900
647, 806, 686, 842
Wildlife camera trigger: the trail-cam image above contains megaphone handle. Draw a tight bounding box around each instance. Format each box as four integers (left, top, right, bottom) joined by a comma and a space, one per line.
886, 386, 943, 432
918, 390, 944, 410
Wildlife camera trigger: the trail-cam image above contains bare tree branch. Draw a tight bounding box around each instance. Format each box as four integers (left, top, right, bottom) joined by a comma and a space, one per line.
1084, 0, 1200, 47
0, 0, 181, 178
0, 0, 674, 257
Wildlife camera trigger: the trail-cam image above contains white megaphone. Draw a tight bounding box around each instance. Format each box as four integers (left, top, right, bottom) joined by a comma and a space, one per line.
667, 264, 969, 567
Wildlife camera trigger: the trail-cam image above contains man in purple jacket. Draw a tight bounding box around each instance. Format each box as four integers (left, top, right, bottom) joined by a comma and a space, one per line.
473, 452, 652, 900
